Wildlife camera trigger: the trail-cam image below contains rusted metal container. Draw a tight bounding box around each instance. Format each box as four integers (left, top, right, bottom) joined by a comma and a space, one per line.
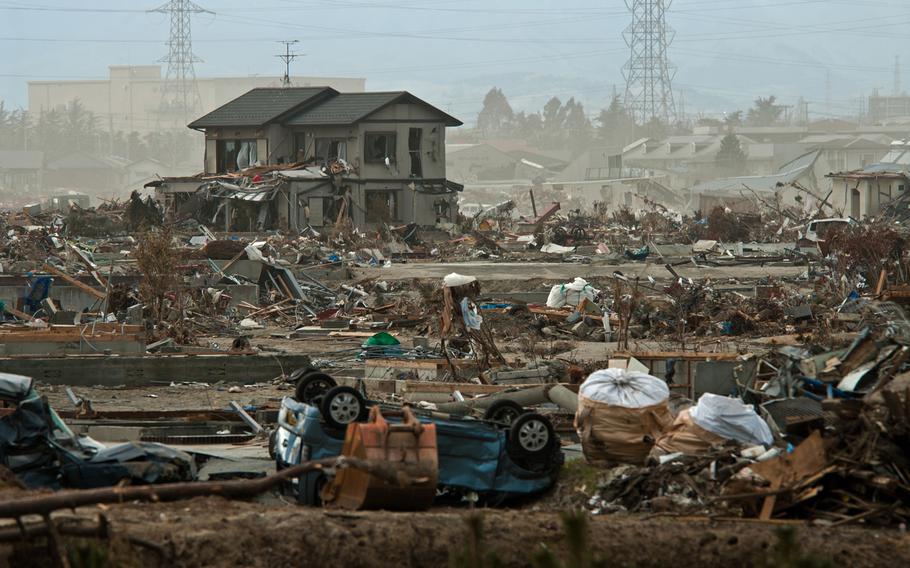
322, 406, 438, 510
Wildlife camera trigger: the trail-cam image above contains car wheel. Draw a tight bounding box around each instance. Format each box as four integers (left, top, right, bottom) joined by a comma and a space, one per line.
268, 428, 277, 460
483, 399, 525, 426
508, 412, 556, 460
298, 470, 327, 506
288, 366, 318, 383
319, 386, 368, 430
295, 372, 338, 404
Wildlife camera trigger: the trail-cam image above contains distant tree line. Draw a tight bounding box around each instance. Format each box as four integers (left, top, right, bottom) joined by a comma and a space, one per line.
0, 98, 196, 166
474, 88, 788, 167
474, 87, 684, 156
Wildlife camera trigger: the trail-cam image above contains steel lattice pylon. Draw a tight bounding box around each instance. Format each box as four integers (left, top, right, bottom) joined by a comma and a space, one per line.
622, 0, 677, 126
150, 0, 211, 126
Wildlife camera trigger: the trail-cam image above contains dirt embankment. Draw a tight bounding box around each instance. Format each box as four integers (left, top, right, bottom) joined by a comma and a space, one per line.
4, 497, 908, 568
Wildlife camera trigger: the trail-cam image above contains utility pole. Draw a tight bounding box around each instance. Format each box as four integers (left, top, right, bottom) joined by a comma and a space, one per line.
276, 40, 302, 87
677, 89, 686, 126
622, 0, 677, 128
894, 55, 902, 96
149, 0, 212, 127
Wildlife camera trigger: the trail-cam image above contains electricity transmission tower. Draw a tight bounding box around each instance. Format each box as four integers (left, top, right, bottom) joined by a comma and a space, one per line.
622, 0, 677, 127
149, 0, 212, 126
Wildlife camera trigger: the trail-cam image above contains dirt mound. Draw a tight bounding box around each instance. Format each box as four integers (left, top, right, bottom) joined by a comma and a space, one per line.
4, 497, 906, 568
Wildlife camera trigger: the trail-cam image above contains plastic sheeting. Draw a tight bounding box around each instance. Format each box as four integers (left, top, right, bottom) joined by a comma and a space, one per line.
579, 368, 670, 408
443, 273, 477, 288
0, 373, 33, 400
540, 243, 576, 254
689, 393, 774, 447
460, 297, 483, 330
546, 277, 599, 308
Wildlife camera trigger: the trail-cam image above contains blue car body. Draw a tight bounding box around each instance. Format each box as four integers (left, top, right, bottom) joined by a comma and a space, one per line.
275, 397, 561, 503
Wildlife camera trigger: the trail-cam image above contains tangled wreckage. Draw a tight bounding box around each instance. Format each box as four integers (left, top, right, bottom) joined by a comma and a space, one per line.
3, 88, 910, 566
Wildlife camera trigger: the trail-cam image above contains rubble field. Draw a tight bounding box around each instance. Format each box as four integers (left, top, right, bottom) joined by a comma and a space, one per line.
4, 193, 910, 566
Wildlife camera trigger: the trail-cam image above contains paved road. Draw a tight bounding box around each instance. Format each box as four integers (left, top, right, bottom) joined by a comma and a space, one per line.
353, 260, 807, 282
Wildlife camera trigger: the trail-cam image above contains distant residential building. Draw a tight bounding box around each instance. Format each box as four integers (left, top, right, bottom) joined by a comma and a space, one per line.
553, 146, 627, 184
828, 141, 910, 218
43, 152, 130, 193
623, 133, 808, 190
153, 86, 463, 231
0, 151, 43, 193
797, 133, 892, 172
691, 150, 831, 214
28, 65, 366, 135
446, 143, 524, 182
869, 94, 910, 123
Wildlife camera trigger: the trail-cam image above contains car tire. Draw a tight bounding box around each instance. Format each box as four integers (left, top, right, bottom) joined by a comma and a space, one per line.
268, 428, 277, 460
508, 412, 556, 460
295, 372, 338, 404
298, 470, 327, 506
288, 366, 318, 383
483, 399, 525, 426
319, 386, 368, 430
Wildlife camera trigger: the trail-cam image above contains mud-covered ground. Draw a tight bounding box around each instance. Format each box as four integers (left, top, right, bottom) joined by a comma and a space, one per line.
3, 496, 908, 568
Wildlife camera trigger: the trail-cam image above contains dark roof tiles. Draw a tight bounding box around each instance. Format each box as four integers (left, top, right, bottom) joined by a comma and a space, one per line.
188, 87, 334, 128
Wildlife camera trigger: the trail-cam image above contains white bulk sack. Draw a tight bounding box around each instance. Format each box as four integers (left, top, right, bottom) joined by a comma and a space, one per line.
579, 368, 670, 408
546, 277, 599, 308
689, 393, 773, 447
443, 273, 477, 288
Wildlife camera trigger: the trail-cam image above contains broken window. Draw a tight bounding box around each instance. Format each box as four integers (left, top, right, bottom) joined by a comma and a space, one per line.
293, 132, 309, 162
315, 138, 347, 163
216, 139, 258, 173
365, 191, 397, 223
364, 133, 396, 164
408, 128, 422, 177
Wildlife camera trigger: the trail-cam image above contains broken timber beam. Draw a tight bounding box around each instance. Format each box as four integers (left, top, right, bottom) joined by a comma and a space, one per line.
0, 456, 432, 519
42, 264, 106, 301
3, 305, 33, 321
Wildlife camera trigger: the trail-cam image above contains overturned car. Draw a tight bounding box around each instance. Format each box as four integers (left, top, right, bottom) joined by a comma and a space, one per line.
273, 370, 563, 505
0, 373, 195, 489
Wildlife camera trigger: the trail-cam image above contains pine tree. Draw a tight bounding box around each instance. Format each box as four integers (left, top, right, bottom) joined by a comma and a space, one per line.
716, 133, 748, 175
476, 88, 514, 136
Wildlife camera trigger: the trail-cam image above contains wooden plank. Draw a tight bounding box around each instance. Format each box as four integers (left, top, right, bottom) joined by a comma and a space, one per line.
529, 306, 604, 323
2, 305, 33, 321
874, 268, 888, 296
613, 351, 743, 361
364, 358, 447, 370
328, 331, 399, 338
67, 242, 108, 289
403, 381, 546, 395
42, 264, 105, 300
750, 431, 827, 520
0, 334, 144, 343
0, 324, 142, 334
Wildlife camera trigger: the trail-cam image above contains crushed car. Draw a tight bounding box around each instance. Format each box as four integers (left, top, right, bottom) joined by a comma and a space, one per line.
272, 369, 563, 505
0, 373, 195, 488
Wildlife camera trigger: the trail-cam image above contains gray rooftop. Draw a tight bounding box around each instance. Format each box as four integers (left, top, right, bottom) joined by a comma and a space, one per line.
692, 150, 821, 193
188, 87, 336, 128
0, 150, 43, 170
285, 91, 461, 127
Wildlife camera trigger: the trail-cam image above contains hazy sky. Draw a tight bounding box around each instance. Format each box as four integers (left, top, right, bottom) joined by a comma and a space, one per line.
2, 0, 908, 125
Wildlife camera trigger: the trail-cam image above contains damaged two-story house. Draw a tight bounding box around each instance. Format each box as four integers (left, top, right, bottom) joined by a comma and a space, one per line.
150, 87, 463, 232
